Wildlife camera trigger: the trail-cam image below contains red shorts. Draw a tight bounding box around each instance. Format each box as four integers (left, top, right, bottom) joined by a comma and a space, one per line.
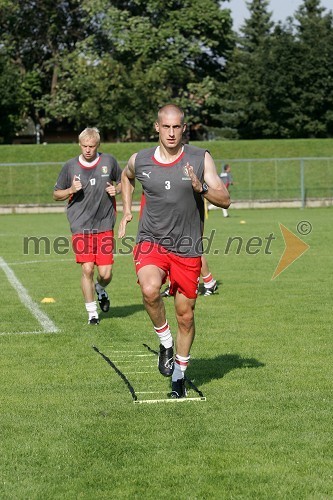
133, 241, 201, 299
72, 231, 114, 266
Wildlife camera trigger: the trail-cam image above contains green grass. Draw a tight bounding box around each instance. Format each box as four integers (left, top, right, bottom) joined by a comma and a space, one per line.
0, 208, 332, 498
1, 138, 333, 162
1, 139, 333, 204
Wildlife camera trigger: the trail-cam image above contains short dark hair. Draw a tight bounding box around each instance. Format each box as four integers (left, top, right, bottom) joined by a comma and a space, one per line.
157, 104, 184, 124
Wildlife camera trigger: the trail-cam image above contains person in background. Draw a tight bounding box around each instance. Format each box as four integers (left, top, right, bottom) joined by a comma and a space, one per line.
220, 164, 233, 217
53, 127, 122, 325
200, 254, 218, 295
118, 104, 230, 398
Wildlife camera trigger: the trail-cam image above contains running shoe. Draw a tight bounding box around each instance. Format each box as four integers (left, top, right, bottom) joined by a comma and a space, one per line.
170, 378, 187, 398
160, 285, 171, 297
158, 344, 174, 377
95, 285, 110, 312
88, 317, 100, 325
203, 281, 218, 296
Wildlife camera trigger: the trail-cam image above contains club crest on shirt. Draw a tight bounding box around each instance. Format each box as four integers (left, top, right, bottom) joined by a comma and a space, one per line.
101, 165, 109, 177
182, 165, 192, 181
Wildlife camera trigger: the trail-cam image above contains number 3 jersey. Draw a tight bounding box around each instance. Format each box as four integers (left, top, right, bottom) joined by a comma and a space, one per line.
135, 144, 206, 256
54, 153, 122, 234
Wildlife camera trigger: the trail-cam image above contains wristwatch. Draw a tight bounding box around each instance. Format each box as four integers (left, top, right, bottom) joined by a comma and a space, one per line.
199, 182, 209, 195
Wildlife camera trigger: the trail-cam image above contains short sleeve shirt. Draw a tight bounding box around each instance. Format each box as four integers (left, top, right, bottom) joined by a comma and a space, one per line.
54, 153, 122, 234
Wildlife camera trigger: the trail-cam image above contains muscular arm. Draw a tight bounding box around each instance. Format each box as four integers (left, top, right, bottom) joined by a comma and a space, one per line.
117, 153, 137, 238
187, 152, 230, 209
202, 152, 230, 208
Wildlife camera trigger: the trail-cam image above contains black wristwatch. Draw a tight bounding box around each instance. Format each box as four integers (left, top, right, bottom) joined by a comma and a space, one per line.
199, 182, 209, 195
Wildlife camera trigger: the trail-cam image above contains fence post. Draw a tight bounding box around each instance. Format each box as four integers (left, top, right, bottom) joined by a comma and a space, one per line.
248, 161, 252, 200
275, 159, 278, 199
300, 159, 305, 208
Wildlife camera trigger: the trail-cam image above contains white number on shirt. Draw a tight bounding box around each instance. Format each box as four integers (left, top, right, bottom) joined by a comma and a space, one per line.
165, 180, 171, 190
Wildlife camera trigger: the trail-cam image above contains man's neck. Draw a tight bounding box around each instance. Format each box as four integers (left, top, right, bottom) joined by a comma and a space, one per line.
79, 153, 100, 167
155, 144, 184, 164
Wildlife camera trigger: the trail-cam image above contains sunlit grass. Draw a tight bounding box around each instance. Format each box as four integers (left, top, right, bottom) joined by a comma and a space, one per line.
0, 208, 332, 498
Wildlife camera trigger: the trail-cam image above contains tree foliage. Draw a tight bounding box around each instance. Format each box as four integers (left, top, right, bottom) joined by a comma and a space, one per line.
0, 0, 333, 142
220, 0, 333, 139
220, 0, 275, 138
293, 0, 333, 137
0, 0, 233, 141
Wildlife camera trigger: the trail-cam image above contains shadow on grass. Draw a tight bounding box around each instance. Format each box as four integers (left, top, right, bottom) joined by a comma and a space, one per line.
103, 303, 145, 318
189, 354, 265, 386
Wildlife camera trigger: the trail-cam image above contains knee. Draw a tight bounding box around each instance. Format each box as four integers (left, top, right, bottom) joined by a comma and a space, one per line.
99, 268, 112, 282
82, 262, 95, 279
176, 309, 194, 330
141, 282, 160, 304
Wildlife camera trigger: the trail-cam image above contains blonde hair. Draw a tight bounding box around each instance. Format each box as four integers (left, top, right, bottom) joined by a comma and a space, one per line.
78, 127, 100, 144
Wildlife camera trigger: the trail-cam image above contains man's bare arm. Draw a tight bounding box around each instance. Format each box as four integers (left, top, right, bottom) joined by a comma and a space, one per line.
187, 152, 230, 208
118, 153, 137, 238
53, 176, 82, 201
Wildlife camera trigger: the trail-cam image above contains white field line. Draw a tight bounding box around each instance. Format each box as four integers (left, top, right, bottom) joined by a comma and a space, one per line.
0, 330, 57, 336
5, 253, 125, 267
96, 348, 152, 352
109, 357, 154, 362
126, 371, 155, 375
113, 362, 155, 367
108, 354, 152, 358
114, 361, 156, 370
0, 256, 59, 333
6, 258, 73, 266
136, 391, 167, 394
108, 350, 149, 353
134, 397, 206, 404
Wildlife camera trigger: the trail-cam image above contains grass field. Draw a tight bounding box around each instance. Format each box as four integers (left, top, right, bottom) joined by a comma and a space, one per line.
2, 138, 333, 163
1, 139, 333, 204
0, 207, 332, 499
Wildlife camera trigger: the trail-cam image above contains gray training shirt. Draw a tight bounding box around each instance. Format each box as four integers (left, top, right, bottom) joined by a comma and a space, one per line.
54, 153, 122, 234
136, 144, 206, 256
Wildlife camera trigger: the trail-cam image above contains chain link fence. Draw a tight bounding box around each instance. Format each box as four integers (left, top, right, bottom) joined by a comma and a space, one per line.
216, 157, 333, 208
0, 158, 332, 208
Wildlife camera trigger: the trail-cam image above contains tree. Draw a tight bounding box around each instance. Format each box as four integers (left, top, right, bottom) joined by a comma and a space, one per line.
220, 0, 275, 139
221, 0, 333, 139
41, 0, 234, 140
0, 0, 90, 140
0, 0, 234, 141
265, 22, 302, 138
292, 0, 333, 137
0, 53, 25, 143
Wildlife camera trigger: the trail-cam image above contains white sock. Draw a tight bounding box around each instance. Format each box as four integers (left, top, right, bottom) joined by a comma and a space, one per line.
202, 273, 215, 289
222, 208, 228, 217
85, 301, 98, 320
172, 354, 190, 382
154, 321, 173, 348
